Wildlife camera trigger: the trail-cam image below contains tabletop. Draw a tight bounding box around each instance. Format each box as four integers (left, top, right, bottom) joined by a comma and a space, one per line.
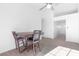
17, 32, 33, 37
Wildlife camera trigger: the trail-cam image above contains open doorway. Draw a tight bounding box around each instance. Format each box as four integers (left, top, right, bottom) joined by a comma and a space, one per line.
54, 20, 66, 41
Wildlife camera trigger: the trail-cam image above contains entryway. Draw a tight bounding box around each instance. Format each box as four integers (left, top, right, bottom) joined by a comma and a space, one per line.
54, 20, 66, 41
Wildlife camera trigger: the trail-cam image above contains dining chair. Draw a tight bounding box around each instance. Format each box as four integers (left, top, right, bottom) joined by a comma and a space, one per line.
12, 31, 26, 53
27, 30, 41, 55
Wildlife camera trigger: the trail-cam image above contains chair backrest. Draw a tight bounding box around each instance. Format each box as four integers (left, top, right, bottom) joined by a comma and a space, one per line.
33, 30, 41, 42
12, 31, 17, 40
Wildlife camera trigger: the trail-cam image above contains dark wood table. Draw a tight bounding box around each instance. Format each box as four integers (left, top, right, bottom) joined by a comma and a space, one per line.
17, 32, 33, 37
17, 32, 33, 38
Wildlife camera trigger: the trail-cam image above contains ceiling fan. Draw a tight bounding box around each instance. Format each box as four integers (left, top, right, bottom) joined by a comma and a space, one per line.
39, 3, 58, 11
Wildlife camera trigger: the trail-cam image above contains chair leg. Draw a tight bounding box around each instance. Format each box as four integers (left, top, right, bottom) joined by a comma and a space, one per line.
33, 44, 36, 55
37, 42, 41, 51
35, 44, 36, 53
17, 40, 21, 53
25, 38, 28, 47
15, 40, 18, 49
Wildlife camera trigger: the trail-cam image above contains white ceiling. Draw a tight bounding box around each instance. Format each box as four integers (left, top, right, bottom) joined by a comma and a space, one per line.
35, 3, 79, 17
53, 3, 78, 16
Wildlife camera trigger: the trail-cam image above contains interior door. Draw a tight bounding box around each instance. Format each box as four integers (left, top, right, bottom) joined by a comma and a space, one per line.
66, 13, 79, 43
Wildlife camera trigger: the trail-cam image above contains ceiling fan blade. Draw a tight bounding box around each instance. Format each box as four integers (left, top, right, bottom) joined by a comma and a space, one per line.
39, 3, 59, 11
40, 3, 48, 11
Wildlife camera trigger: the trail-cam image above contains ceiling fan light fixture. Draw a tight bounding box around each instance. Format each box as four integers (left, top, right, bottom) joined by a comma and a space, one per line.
47, 4, 51, 8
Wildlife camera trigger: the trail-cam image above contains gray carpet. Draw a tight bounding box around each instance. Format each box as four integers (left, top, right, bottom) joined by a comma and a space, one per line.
0, 36, 79, 56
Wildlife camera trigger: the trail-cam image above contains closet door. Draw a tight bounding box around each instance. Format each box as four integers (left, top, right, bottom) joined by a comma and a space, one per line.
66, 13, 79, 43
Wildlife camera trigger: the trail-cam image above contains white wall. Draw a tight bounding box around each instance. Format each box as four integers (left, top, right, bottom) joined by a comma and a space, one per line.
41, 9, 54, 39
0, 3, 41, 53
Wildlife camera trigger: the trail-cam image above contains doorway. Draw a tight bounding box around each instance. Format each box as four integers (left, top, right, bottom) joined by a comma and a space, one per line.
54, 20, 66, 40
